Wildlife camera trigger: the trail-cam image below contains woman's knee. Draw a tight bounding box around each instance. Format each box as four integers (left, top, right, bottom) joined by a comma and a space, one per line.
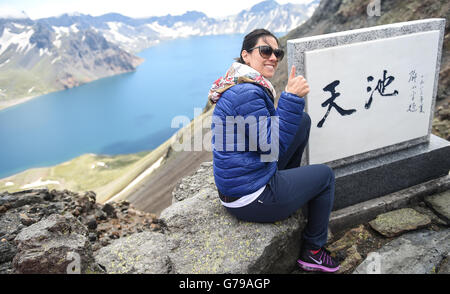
327, 165, 335, 181
311, 165, 335, 206
326, 165, 335, 186
316, 164, 335, 187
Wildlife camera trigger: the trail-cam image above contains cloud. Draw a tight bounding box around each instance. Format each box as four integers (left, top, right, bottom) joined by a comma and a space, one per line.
0, 4, 30, 19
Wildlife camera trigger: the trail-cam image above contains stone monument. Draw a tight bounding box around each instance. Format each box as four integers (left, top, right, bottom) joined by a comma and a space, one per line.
287, 18, 450, 210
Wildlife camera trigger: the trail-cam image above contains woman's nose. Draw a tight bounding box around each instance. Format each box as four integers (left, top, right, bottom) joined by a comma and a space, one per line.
269, 52, 277, 61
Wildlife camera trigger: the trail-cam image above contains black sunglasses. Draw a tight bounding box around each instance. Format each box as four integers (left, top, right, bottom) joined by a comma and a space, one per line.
248, 45, 284, 61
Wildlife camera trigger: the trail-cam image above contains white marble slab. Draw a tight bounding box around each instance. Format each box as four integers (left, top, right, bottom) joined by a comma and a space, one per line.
287, 19, 446, 166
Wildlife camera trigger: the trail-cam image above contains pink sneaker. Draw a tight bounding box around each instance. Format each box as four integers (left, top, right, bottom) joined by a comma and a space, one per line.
297, 247, 340, 273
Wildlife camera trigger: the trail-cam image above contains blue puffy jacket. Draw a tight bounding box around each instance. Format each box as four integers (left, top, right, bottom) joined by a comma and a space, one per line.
212, 82, 305, 197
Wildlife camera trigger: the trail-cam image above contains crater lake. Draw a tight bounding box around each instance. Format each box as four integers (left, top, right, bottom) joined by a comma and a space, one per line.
0, 33, 250, 179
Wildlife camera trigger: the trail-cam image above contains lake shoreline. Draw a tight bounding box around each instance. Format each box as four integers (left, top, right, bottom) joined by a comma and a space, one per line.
0, 64, 145, 113
0, 95, 40, 112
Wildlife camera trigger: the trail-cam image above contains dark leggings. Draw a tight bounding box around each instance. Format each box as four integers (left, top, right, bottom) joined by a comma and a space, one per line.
225, 112, 335, 250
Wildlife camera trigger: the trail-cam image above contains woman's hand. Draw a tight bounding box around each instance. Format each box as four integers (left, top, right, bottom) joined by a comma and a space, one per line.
285, 65, 310, 97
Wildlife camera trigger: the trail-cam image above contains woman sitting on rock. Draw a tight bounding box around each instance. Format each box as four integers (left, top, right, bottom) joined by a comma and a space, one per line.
208, 28, 340, 273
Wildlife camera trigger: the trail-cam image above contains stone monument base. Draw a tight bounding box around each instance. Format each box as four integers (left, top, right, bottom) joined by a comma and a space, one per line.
333, 134, 450, 210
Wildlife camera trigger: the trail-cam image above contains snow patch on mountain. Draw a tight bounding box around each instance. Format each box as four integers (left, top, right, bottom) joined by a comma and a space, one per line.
0, 28, 35, 56
20, 0, 319, 53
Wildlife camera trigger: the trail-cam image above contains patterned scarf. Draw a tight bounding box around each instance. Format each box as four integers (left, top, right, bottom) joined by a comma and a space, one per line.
208, 62, 276, 104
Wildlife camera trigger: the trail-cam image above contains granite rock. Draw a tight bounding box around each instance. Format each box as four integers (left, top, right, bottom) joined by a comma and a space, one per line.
327, 224, 371, 252
368, 208, 431, 237
95, 231, 172, 274
0, 212, 23, 241
172, 161, 216, 203
12, 213, 99, 274
424, 190, 450, 224
337, 245, 362, 274
163, 187, 305, 274
0, 240, 17, 264
353, 228, 450, 274
413, 203, 448, 226
96, 185, 307, 274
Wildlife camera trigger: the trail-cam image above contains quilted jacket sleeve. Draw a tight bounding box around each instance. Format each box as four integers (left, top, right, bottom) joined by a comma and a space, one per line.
231, 85, 305, 160
276, 91, 306, 157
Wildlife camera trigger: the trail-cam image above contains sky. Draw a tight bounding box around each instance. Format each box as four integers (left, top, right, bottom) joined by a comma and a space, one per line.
0, 0, 316, 20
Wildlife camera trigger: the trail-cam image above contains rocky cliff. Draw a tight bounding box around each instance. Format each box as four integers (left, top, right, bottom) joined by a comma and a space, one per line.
0, 188, 162, 273
0, 17, 143, 108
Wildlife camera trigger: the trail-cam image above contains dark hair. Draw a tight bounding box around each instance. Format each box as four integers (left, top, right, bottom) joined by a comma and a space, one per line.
236, 29, 280, 64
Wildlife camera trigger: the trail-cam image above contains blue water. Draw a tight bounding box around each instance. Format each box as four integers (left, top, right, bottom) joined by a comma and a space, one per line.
0, 34, 254, 179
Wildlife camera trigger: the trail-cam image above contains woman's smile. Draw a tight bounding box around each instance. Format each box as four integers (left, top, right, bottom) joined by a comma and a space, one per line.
242, 36, 279, 78
264, 63, 276, 71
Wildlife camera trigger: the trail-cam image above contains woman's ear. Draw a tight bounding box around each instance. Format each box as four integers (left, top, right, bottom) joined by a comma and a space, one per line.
241, 50, 249, 65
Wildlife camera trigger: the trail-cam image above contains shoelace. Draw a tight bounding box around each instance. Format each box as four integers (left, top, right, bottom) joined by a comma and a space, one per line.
316, 248, 334, 266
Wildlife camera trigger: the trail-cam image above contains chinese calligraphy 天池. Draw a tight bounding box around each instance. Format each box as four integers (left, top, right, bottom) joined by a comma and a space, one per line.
317, 70, 403, 128
365, 70, 399, 109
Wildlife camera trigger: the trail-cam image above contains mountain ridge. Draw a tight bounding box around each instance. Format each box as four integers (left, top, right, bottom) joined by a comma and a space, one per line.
0, 19, 143, 108
4, 0, 319, 53
0, 0, 319, 108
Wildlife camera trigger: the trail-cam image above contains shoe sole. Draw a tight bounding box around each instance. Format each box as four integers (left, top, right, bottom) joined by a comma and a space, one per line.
297, 260, 340, 273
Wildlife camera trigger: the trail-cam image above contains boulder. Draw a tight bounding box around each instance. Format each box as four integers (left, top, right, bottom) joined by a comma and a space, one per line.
172, 161, 216, 203
0, 240, 17, 264
95, 231, 172, 274
162, 187, 305, 274
95, 186, 306, 274
12, 213, 99, 274
368, 208, 431, 237
0, 212, 23, 241
0, 189, 47, 209
353, 228, 450, 274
